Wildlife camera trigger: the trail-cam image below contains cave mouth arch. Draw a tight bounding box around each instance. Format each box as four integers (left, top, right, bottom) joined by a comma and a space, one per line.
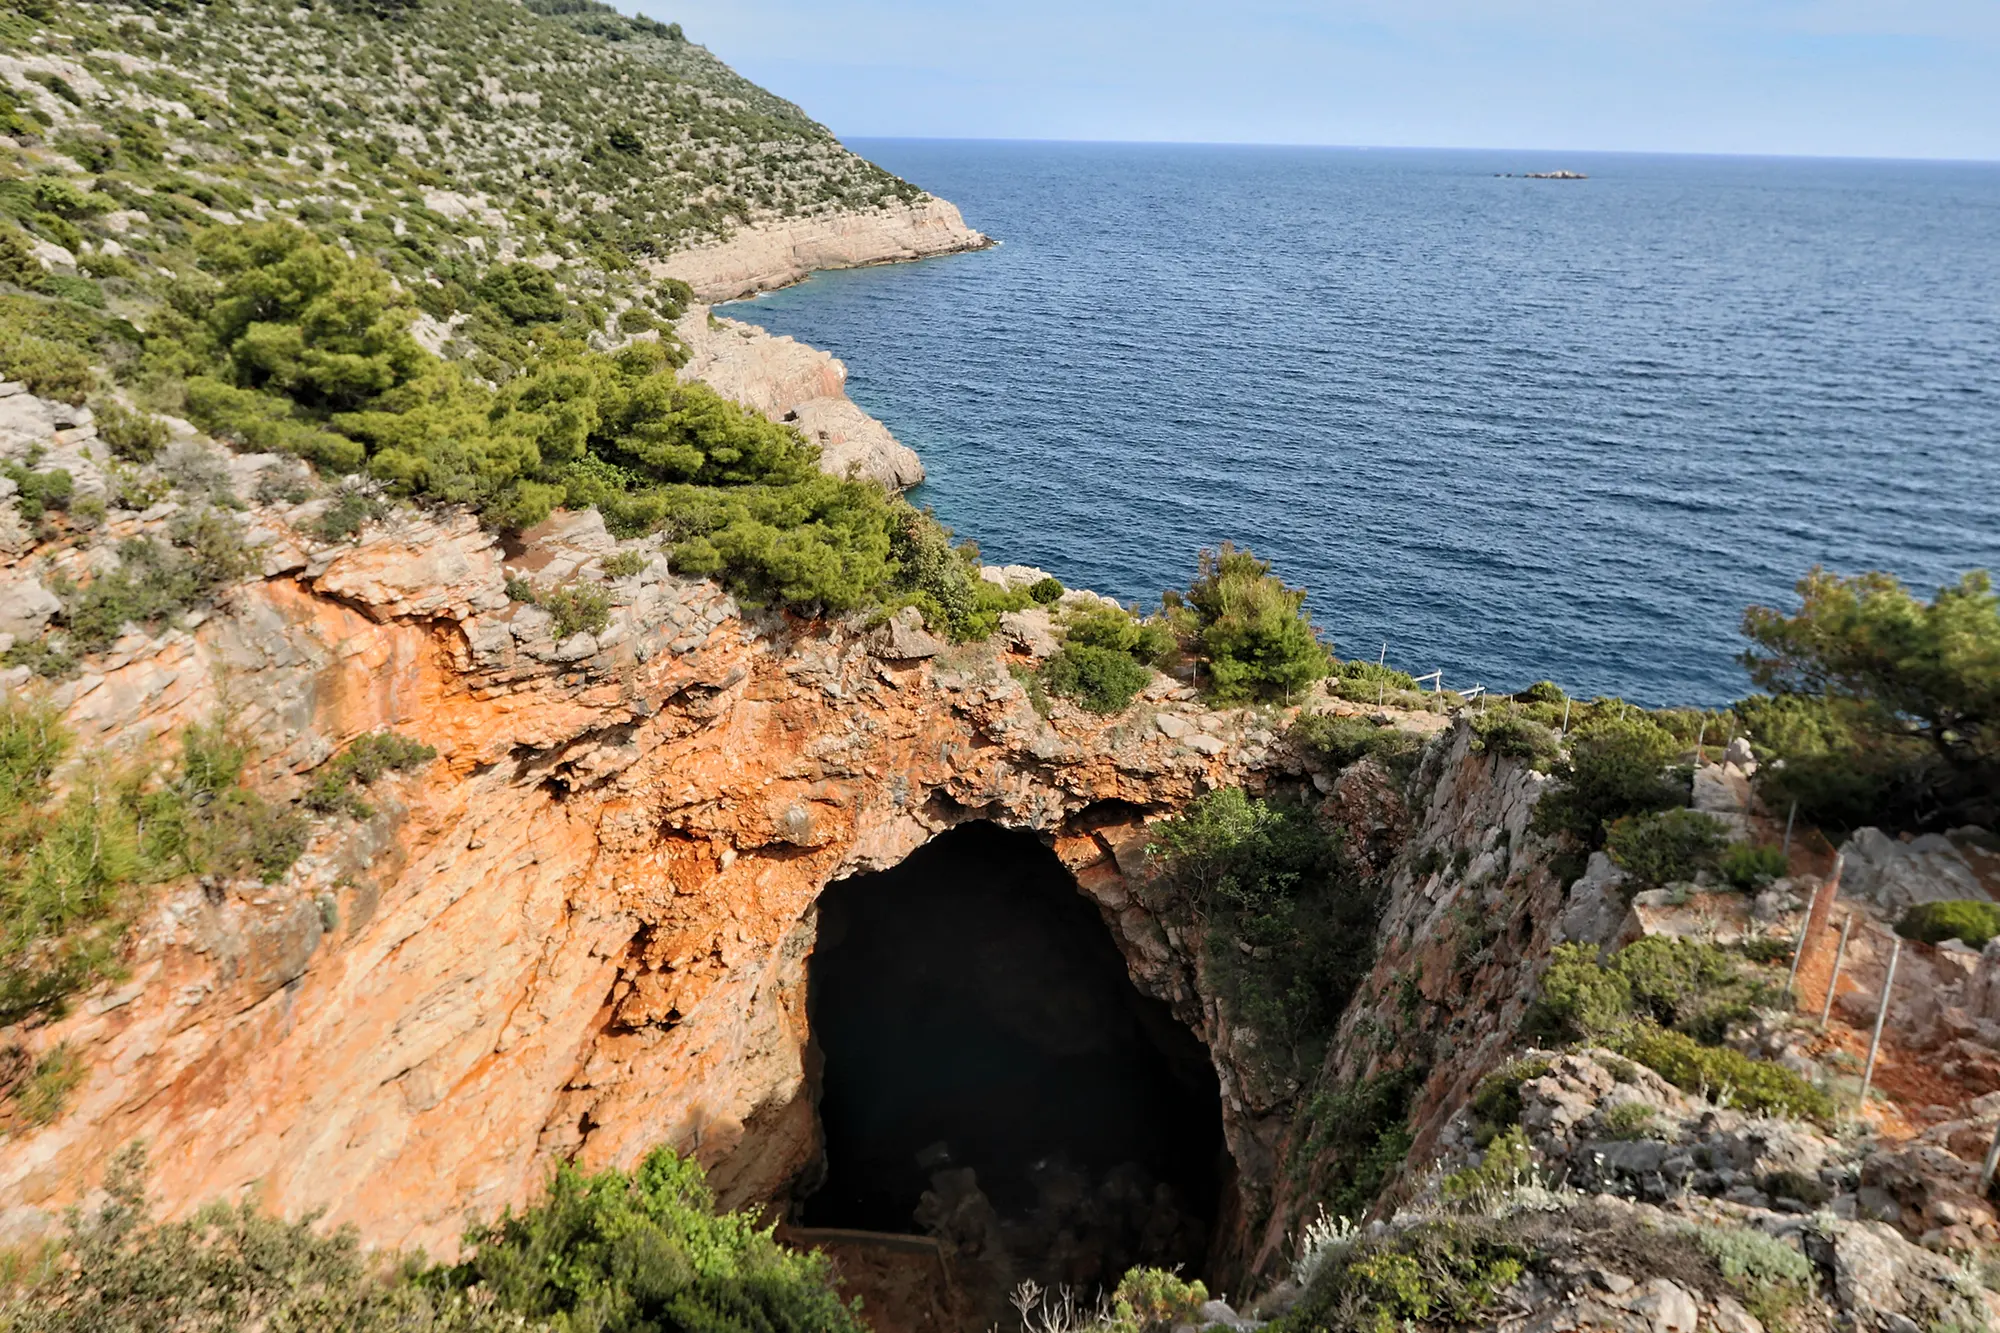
801, 821, 1229, 1296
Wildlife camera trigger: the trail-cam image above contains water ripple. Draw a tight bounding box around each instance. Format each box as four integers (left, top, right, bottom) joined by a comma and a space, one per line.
733, 143, 2000, 706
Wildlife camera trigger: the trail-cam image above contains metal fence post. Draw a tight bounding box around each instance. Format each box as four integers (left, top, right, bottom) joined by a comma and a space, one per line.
1819, 914, 1853, 1028
1859, 938, 1902, 1111
1782, 801, 1797, 862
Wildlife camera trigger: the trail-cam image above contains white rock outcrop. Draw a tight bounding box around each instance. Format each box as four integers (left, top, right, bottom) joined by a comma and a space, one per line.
655, 197, 988, 302
1840, 826, 1988, 911
673, 306, 923, 491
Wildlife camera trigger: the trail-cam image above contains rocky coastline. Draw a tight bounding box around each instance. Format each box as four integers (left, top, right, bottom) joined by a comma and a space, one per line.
655, 196, 992, 303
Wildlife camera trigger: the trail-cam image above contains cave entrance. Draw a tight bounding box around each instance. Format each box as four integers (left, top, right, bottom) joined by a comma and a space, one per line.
802, 822, 1228, 1311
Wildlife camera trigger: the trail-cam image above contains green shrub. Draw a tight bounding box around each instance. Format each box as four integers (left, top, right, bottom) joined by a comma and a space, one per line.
55, 510, 255, 655
1440, 1125, 1535, 1206
0, 327, 91, 405
0, 1145, 538, 1332
1028, 575, 1063, 604
1531, 714, 1685, 851
600, 549, 646, 579
1289, 712, 1425, 780
93, 399, 169, 463
444, 1146, 866, 1333
313, 488, 388, 542
1471, 711, 1561, 769
1721, 841, 1787, 889
1109, 1267, 1208, 1333
1063, 605, 1174, 664
1618, 1025, 1832, 1122
1275, 1218, 1528, 1333
1467, 1057, 1552, 1146
1164, 543, 1329, 702
543, 584, 611, 640
302, 732, 436, 820
135, 720, 307, 885
505, 576, 539, 604
1597, 1102, 1658, 1140
1289, 1066, 1425, 1219
0, 459, 73, 520
1686, 1222, 1815, 1329
1517, 680, 1567, 705
1604, 809, 1729, 887
1040, 643, 1152, 715
1149, 789, 1379, 1069
1532, 937, 1773, 1046
1897, 900, 2000, 949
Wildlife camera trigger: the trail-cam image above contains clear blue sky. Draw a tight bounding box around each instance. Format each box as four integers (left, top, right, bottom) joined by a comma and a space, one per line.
646, 1, 2000, 160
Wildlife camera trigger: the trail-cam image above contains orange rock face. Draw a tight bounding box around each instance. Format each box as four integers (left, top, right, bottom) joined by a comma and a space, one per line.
0, 506, 1291, 1266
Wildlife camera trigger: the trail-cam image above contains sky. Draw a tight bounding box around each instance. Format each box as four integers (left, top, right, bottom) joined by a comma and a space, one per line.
647, 1, 2000, 160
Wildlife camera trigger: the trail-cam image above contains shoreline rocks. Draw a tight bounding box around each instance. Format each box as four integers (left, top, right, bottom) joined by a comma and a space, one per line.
654, 197, 991, 303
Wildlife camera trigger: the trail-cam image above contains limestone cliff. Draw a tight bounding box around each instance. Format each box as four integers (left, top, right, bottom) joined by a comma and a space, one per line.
0, 384, 1284, 1262
673, 306, 926, 490
657, 199, 991, 303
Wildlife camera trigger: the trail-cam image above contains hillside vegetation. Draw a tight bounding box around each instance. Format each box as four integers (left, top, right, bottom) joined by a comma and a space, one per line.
0, 0, 995, 614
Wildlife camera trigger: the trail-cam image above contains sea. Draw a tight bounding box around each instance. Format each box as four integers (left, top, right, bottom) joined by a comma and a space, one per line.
726, 142, 2000, 706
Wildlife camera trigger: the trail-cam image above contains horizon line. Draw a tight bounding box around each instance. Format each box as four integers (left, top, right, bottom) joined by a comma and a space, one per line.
838, 133, 2000, 168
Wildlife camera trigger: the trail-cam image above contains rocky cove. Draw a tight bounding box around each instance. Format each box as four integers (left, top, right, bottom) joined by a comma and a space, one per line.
1, 94, 1998, 1333
4, 283, 1999, 1330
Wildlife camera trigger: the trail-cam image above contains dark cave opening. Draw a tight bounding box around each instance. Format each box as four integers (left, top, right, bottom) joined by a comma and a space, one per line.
802, 821, 1229, 1298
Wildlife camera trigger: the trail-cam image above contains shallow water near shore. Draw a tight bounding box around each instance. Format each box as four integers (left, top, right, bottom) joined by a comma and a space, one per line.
731, 141, 2000, 704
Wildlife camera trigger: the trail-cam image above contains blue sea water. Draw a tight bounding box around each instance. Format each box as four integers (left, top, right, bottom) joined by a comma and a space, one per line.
728, 142, 2000, 705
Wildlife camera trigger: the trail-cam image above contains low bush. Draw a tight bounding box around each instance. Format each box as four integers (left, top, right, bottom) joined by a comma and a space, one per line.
1273, 1217, 1528, 1333
313, 487, 388, 543
1289, 712, 1425, 781
1289, 1066, 1426, 1219
1467, 1057, 1552, 1146
1027, 575, 1064, 604
53, 510, 255, 655
0, 1145, 539, 1332
599, 549, 646, 579
302, 732, 436, 820
1597, 1102, 1658, 1140
1440, 1125, 1536, 1207
92, 399, 169, 463
0, 459, 72, 521
1107, 1267, 1208, 1333
1532, 937, 1775, 1046
1040, 643, 1152, 714
1686, 1222, 1815, 1329
1039, 605, 1172, 714
5, 1042, 82, 1128
1721, 841, 1788, 889
135, 720, 307, 886
1, 706, 304, 1025
1471, 711, 1561, 769
444, 1146, 866, 1333
1063, 605, 1175, 664
543, 584, 612, 640
1897, 899, 2000, 949
1531, 714, 1686, 853
0, 326, 92, 404
1604, 808, 1729, 887
1618, 1025, 1832, 1123
1517, 680, 1567, 705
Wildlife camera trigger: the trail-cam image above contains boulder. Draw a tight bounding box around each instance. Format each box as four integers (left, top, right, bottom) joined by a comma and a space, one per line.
872, 607, 944, 661
1841, 827, 1986, 911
